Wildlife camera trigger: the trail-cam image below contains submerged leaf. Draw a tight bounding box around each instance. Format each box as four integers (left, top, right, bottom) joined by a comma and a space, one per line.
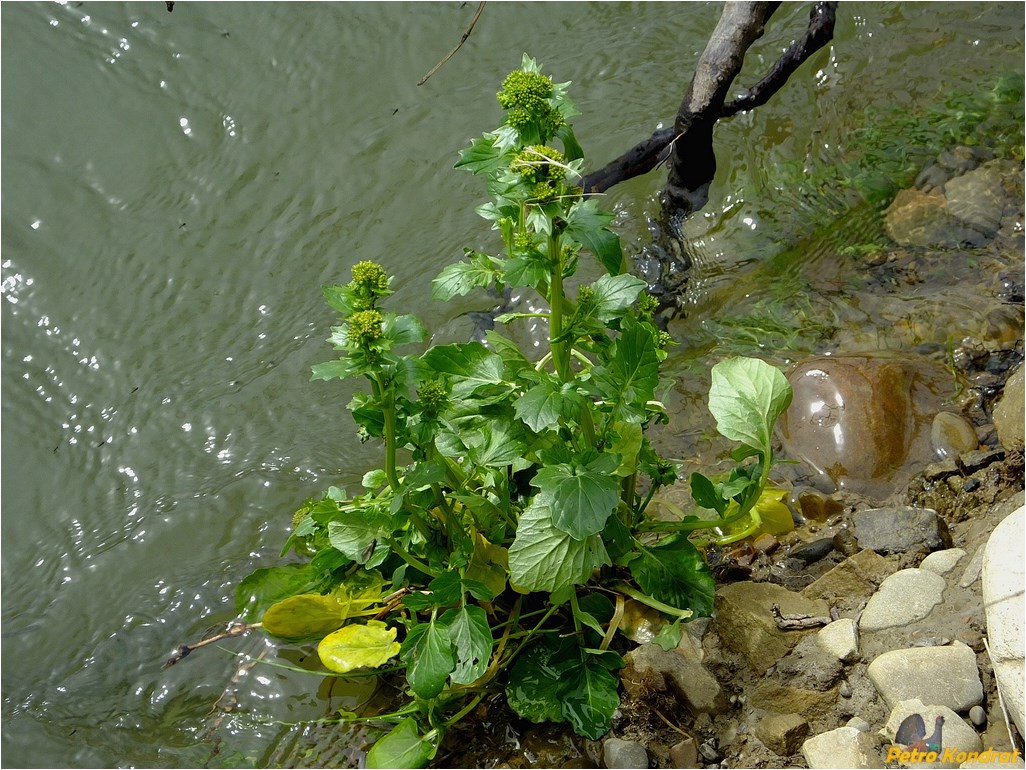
317, 620, 401, 674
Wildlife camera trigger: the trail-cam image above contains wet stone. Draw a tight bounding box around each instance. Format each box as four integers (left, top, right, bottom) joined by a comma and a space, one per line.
859, 568, 946, 631
867, 642, 984, 711
803, 548, 894, 605
789, 537, 836, 565
945, 163, 1008, 239
931, 412, 979, 459
993, 365, 1025, 450
779, 356, 950, 500
602, 737, 648, 769
850, 506, 950, 555
668, 736, 698, 768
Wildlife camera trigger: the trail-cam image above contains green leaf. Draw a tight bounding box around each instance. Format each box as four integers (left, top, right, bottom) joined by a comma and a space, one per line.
532, 455, 620, 539
262, 594, 345, 641
383, 314, 428, 346
564, 200, 624, 275
464, 532, 509, 599
508, 501, 610, 594
514, 380, 563, 433
311, 358, 360, 382
690, 472, 726, 514
591, 317, 659, 423
504, 253, 550, 288
588, 274, 647, 323
484, 330, 532, 377
235, 563, 321, 620
439, 605, 492, 685
422, 342, 505, 398
505, 636, 575, 724
562, 656, 620, 740
366, 718, 437, 770
708, 357, 792, 457
455, 132, 509, 175
432, 257, 499, 301
400, 619, 455, 700
609, 421, 643, 477
327, 509, 392, 567
317, 620, 401, 674
468, 419, 528, 468
627, 536, 716, 617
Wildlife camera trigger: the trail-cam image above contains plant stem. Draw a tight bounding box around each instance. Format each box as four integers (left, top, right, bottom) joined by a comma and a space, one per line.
371, 375, 400, 491
547, 233, 570, 382
389, 537, 439, 578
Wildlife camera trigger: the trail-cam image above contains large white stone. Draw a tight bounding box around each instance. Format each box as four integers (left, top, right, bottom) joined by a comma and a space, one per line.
859, 568, 947, 631
867, 642, 983, 711
981, 505, 1026, 736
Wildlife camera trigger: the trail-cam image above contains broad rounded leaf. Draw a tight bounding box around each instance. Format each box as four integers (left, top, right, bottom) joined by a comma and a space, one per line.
317, 620, 400, 674
708, 357, 792, 456
533, 461, 619, 540
508, 502, 609, 594
262, 594, 345, 640
365, 718, 437, 770
400, 620, 455, 700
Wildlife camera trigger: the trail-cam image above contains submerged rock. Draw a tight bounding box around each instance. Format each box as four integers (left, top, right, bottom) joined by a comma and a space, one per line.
602, 737, 648, 769
993, 365, 1025, 450
779, 355, 953, 500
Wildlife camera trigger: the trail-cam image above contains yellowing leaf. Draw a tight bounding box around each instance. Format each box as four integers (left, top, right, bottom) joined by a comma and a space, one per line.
465, 533, 508, 599
753, 487, 794, 536
332, 569, 386, 618
262, 594, 345, 640
318, 620, 401, 674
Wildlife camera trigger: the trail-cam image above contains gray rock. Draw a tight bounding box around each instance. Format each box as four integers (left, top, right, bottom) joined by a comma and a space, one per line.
944, 164, 1007, 239
993, 366, 1025, 450
775, 635, 844, 690
803, 726, 884, 769
931, 412, 979, 459
867, 642, 984, 711
846, 716, 872, 732
620, 642, 729, 714
603, 738, 648, 769
919, 548, 967, 576
668, 736, 698, 768
851, 506, 950, 555
755, 712, 809, 756
882, 699, 981, 768
714, 582, 830, 675
969, 705, 987, 728
818, 618, 860, 663
959, 545, 986, 588
859, 568, 947, 631
982, 505, 1025, 735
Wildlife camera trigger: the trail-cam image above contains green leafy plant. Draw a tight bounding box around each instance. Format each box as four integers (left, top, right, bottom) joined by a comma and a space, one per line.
234, 55, 794, 768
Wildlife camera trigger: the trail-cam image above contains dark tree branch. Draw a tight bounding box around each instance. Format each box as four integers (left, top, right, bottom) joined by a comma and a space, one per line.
580, 2, 838, 203
721, 2, 838, 118
663, 1, 778, 210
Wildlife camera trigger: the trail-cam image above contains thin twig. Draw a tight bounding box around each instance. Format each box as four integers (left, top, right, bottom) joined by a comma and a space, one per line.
418, 2, 486, 86
162, 620, 261, 669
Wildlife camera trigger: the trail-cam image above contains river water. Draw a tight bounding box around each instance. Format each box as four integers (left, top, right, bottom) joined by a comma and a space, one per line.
1, 3, 1022, 767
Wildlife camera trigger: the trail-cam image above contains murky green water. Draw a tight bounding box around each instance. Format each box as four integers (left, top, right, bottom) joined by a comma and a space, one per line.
2, 3, 1021, 767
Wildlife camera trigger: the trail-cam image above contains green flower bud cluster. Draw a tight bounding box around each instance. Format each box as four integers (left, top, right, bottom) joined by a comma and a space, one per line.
635, 292, 660, 322
348, 309, 384, 344
417, 380, 448, 413
513, 231, 536, 252
497, 69, 564, 136
576, 284, 595, 305
291, 504, 311, 531
348, 261, 391, 311
511, 145, 568, 202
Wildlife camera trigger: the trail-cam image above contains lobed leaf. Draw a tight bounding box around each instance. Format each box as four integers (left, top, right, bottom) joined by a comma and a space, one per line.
508, 501, 610, 594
